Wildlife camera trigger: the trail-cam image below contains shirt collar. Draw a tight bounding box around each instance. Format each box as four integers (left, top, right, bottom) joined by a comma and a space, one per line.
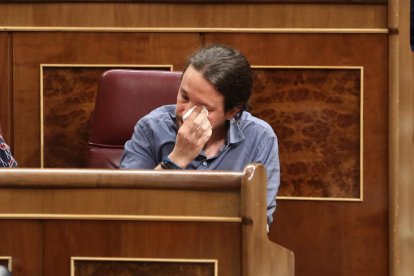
228, 118, 245, 145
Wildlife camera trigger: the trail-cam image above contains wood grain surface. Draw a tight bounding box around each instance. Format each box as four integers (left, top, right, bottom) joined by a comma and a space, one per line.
203, 32, 388, 276
251, 68, 361, 199
0, 3, 386, 29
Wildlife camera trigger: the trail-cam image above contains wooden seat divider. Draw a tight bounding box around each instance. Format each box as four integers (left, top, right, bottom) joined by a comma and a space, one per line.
0, 163, 294, 276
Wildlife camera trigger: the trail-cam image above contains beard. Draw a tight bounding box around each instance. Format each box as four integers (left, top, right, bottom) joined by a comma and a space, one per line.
175, 114, 184, 129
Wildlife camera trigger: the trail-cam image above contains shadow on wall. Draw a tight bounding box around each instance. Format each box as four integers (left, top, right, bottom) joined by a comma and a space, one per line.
411, 0, 414, 51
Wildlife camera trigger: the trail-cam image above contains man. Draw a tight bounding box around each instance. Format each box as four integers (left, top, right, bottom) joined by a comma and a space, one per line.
120, 44, 280, 225
0, 135, 17, 168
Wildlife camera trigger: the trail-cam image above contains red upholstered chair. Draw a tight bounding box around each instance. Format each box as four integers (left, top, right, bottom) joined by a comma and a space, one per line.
87, 69, 182, 168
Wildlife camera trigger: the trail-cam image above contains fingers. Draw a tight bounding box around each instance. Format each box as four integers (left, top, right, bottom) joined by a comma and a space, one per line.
195, 117, 212, 139
193, 110, 208, 130
186, 106, 207, 123
184, 106, 208, 129
185, 105, 203, 122
172, 106, 212, 166
183, 105, 197, 121
199, 122, 213, 144
189, 107, 211, 138
180, 105, 211, 137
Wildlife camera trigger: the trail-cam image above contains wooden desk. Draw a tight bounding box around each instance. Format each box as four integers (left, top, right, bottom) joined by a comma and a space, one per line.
0, 164, 294, 276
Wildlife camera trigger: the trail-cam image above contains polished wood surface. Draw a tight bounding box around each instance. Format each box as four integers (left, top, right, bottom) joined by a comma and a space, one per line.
251, 67, 362, 199
0, 4, 386, 29
46, 221, 240, 276
0, 33, 10, 141
0, 168, 241, 188
201, 33, 388, 275
73, 257, 216, 276
0, 169, 242, 218
0, 221, 42, 275
0, 164, 294, 276
388, 1, 399, 275
0, 0, 388, 3
388, 0, 414, 275
242, 164, 294, 275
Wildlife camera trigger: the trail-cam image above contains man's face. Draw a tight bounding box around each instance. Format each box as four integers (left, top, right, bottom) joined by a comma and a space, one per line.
176, 65, 238, 133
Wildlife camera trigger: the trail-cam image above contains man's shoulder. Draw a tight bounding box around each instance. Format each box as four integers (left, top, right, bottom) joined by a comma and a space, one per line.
139, 105, 176, 125
240, 111, 276, 137
146, 105, 175, 118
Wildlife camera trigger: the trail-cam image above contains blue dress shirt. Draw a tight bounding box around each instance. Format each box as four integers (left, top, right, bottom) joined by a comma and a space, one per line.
120, 105, 280, 224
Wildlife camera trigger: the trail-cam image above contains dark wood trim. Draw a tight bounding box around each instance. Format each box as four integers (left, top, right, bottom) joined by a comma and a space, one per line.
0, 0, 387, 5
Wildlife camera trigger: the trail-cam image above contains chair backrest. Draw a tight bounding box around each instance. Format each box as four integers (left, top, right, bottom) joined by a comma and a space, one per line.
87, 69, 182, 168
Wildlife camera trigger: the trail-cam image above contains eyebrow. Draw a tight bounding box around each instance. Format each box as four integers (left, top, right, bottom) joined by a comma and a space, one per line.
180, 88, 213, 110
180, 88, 188, 95
203, 103, 214, 110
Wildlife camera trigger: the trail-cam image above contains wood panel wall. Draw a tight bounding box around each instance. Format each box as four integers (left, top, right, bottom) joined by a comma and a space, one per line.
207, 32, 388, 275
0, 2, 396, 276
0, 3, 386, 28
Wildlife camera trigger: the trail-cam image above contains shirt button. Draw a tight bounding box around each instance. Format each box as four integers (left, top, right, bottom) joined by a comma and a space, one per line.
202, 161, 207, 166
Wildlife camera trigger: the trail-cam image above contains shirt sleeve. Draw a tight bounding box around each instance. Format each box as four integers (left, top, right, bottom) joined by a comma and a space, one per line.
253, 132, 280, 225
119, 120, 157, 169
0, 135, 17, 168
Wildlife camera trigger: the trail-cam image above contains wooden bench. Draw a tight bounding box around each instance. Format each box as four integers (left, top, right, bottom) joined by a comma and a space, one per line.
0, 164, 294, 275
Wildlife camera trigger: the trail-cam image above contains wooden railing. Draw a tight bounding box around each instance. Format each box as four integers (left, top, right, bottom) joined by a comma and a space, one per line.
0, 164, 294, 276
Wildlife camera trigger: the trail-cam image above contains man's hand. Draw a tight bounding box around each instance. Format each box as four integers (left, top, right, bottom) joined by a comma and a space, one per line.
169, 106, 212, 168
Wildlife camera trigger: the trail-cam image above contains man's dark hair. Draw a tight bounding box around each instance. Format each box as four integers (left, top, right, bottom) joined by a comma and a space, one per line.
183, 44, 253, 116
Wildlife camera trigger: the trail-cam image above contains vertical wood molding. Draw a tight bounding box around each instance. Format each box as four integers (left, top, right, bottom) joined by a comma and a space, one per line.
388, 0, 400, 273
389, 0, 414, 275
0, 33, 11, 141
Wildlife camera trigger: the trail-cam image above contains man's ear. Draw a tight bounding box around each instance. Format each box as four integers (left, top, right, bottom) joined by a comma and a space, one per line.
225, 107, 242, 120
